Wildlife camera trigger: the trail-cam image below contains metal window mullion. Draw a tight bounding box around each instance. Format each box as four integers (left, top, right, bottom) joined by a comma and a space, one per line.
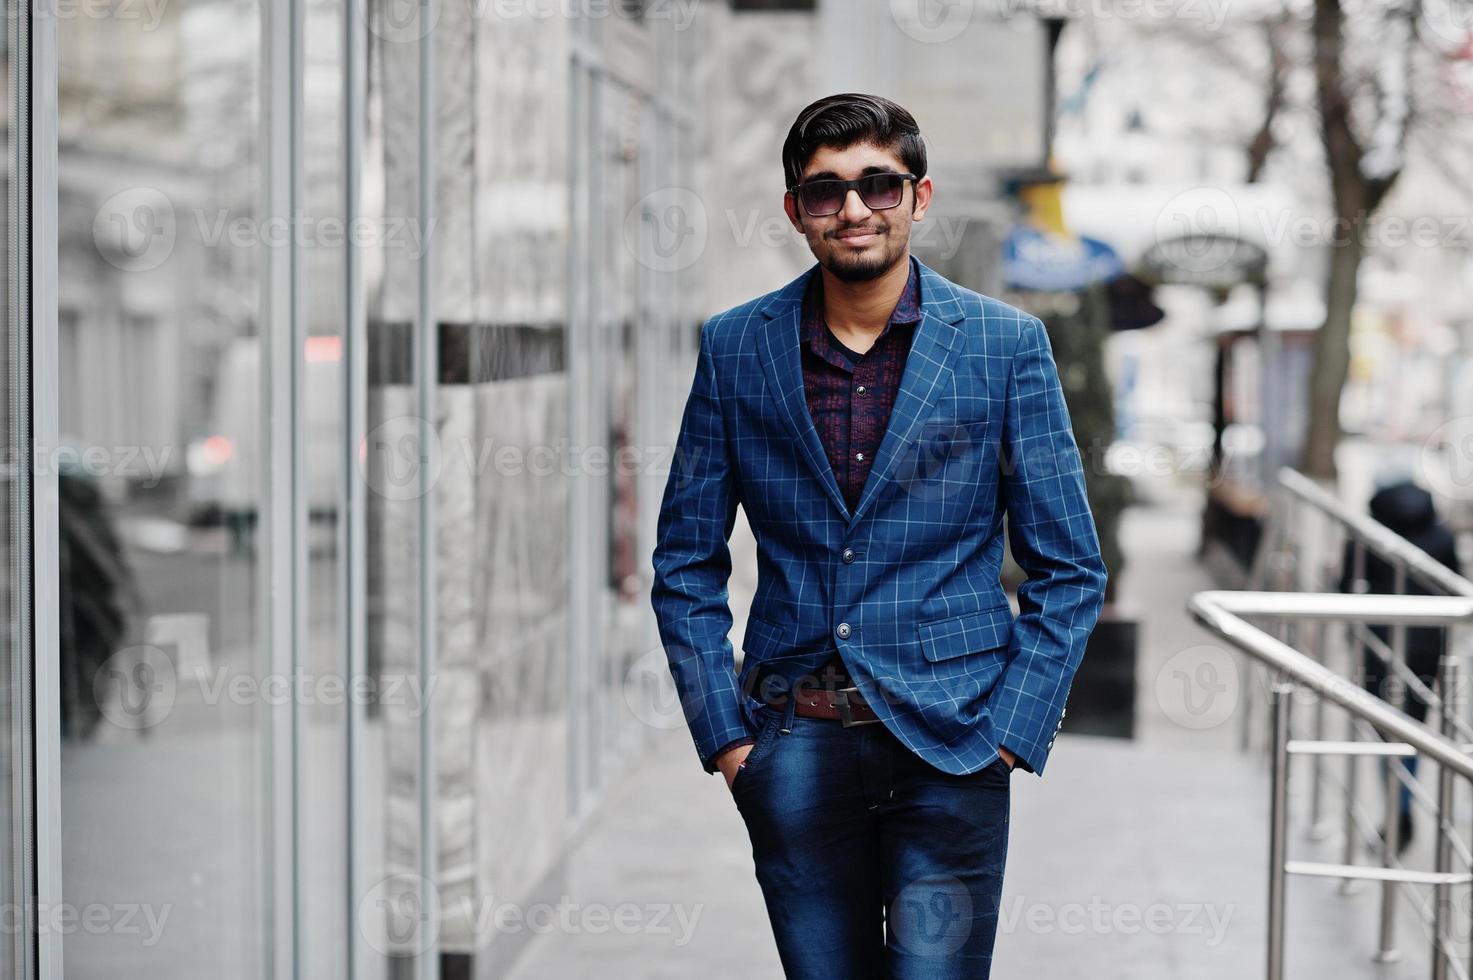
261, 0, 302, 974
634, 95, 655, 695
564, 53, 585, 818
416, 5, 438, 978
288, 0, 308, 974
585, 70, 608, 805
566, 56, 596, 823
27, 0, 62, 975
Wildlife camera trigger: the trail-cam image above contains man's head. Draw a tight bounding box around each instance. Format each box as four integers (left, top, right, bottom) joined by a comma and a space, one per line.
781, 93, 933, 283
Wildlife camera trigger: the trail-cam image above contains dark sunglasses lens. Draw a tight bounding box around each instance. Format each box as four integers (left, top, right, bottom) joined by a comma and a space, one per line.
859, 174, 905, 209
799, 181, 845, 216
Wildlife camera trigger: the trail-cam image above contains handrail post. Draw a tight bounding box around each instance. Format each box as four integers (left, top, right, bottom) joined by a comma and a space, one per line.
1241, 646, 1258, 753
1340, 538, 1369, 890
1431, 654, 1460, 980
1375, 749, 1404, 961
1308, 616, 1330, 839
1243, 498, 1283, 752
1376, 560, 1411, 962
1268, 682, 1293, 980
1350, 537, 1368, 596
1340, 613, 1360, 894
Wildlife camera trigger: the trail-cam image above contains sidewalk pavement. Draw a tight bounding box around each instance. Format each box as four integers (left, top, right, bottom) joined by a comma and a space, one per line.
508, 481, 1438, 979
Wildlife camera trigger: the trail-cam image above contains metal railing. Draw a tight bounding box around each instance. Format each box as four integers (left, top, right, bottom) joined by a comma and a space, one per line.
1189, 589, 1473, 980
1244, 468, 1473, 754
1234, 468, 1473, 960
1225, 468, 1473, 972
1265, 467, 1473, 599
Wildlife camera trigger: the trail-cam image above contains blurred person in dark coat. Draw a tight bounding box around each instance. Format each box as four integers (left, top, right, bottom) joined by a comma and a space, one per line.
1338, 476, 1463, 852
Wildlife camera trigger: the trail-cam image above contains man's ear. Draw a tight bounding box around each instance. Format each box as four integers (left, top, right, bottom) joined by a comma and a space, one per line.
910, 175, 934, 222
783, 191, 805, 233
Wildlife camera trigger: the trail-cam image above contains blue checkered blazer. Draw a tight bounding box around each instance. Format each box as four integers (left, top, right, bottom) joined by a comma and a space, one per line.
650, 257, 1107, 777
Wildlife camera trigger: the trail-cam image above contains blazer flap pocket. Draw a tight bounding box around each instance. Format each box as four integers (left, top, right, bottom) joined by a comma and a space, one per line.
742, 612, 790, 659
917, 604, 1014, 662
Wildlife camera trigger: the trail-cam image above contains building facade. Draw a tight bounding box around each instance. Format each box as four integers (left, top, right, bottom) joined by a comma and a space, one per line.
1, 1, 1045, 977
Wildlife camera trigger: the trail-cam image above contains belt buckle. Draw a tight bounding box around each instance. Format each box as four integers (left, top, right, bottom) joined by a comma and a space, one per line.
834, 685, 881, 728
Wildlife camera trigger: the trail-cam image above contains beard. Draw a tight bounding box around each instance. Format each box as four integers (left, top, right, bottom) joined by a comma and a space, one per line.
813, 222, 908, 282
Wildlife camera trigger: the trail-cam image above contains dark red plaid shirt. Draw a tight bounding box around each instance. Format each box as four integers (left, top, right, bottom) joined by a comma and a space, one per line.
716, 258, 922, 767
801, 256, 922, 514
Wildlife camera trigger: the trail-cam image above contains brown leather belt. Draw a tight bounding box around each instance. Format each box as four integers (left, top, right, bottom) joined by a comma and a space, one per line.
768, 685, 882, 727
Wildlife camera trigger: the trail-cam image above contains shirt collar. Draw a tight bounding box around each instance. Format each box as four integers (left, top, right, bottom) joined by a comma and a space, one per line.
801, 254, 923, 356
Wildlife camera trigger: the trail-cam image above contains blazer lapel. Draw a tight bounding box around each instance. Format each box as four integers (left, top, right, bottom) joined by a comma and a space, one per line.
847, 260, 967, 528
756, 265, 852, 522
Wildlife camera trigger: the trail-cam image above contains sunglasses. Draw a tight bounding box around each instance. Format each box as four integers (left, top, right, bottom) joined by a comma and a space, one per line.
788, 172, 918, 217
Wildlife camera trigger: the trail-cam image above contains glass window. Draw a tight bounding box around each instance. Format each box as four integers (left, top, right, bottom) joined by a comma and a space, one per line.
57, 0, 270, 973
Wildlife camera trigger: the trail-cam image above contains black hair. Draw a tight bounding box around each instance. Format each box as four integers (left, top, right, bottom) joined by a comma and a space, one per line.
781, 93, 927, 189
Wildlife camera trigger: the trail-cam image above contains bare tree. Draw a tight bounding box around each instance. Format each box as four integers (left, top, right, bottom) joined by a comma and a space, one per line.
1119, 0, 1473, 481
1247, 14, 1294, 183
1299, 0, 1413, 478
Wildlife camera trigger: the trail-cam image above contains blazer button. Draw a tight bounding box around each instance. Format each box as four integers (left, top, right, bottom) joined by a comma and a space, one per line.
842, 548, 856, 563
836, 622, 852, 640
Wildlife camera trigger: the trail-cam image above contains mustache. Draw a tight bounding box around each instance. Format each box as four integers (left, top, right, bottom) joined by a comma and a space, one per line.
827, 224, 887, 238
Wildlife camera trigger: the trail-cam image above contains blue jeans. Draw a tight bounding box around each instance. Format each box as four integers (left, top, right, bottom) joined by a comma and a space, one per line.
731, 702, 1011, 979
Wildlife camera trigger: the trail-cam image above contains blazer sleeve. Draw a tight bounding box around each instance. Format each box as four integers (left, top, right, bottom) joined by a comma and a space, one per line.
988, 313, 1108, 775
650, 320, 752, 773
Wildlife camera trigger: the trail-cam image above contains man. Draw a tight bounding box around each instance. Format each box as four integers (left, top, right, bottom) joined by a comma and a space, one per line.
1337, 471, 1464, 853
650, 93, 1107, 979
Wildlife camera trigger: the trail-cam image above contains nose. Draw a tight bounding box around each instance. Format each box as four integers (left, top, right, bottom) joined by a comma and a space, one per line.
838, 187, 872, 223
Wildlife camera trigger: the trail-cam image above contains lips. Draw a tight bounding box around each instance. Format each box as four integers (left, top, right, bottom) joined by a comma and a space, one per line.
836, 229, 881, 245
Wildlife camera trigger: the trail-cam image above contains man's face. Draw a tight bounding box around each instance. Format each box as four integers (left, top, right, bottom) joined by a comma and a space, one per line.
784, 141, 933, 283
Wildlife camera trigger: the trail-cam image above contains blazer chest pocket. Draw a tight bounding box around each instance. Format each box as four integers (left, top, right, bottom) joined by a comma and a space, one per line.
917, 603, 1014, 662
